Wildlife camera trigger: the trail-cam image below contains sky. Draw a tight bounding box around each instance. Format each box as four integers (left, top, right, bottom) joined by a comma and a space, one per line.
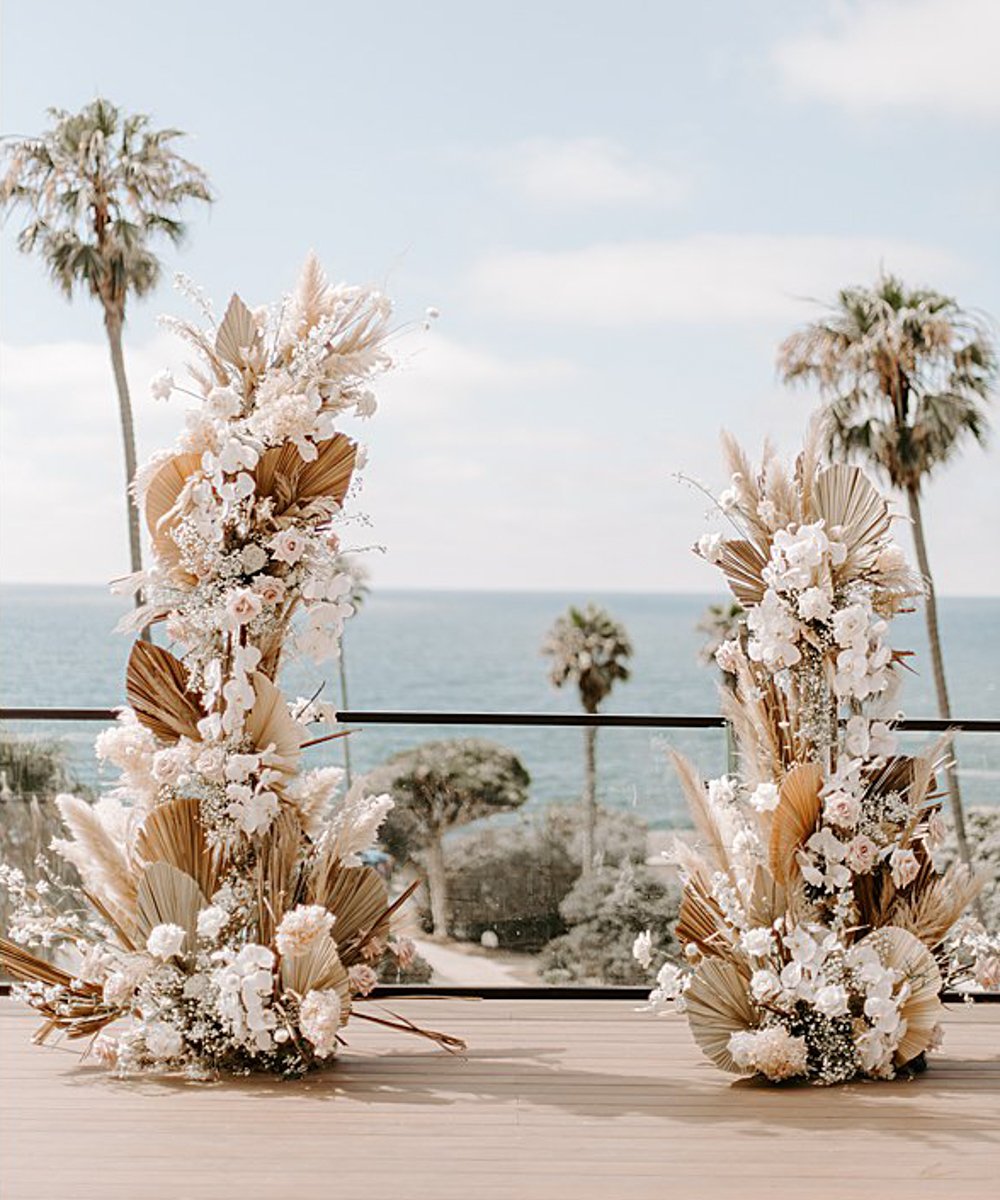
1, 0, 999, 594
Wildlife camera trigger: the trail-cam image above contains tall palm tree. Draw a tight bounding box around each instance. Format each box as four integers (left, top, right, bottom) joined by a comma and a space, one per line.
1, 98, 212, 597
778, 272, 997, 866
543, 604, 633, 876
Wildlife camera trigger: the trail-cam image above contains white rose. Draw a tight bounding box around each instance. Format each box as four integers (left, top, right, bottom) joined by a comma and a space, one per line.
844, 835, 878, 874
740, 927, 775, 957
268, 528, 307, 565
196, 906, 228, 941
146, 923, 186, 961
225, 587, 263, 627
889, 847, 920, 889
814, 984, 849, 1018
797, 586, 832, 623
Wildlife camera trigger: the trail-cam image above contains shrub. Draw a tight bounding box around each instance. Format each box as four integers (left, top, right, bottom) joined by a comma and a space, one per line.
539, 861, 681, 985
441, 803, 648, 951
938, 807, 1000, 933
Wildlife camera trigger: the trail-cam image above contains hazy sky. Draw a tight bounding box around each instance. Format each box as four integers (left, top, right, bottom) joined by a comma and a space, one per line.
2, 0, 999, 593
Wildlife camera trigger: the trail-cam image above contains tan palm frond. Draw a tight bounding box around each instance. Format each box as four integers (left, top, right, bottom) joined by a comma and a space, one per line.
144, 451, 202, 580
126, 641, 203, 743
245, 672, 305, 775
746, 864, 786, 930
306, 862, 390, 965
0, 938, 117, 1041
769, 762, 823, 885
279, 935, 350, 1006
134, 861, 205, 949
134, 797, 225, 901
813, 464, 890, 575
255, 433, 357, 517
255, 806, 303, 944
887, 863, 985, 949
863, 925, 945, 1065
716, 539, 768, 606
676, 884, 739, 960
685, 959, 757, 1074
215, 292, 258, 369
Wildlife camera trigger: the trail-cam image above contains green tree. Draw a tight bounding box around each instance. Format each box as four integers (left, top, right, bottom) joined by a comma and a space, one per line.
542, 604, 633, 876
1, 98, 212, 595
365, 738, 530, 936
778, 272, 997, 864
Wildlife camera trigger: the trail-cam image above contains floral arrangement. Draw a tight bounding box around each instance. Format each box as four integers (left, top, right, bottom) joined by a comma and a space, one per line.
635, 431, 999, 1084
0, 257, 461, 1077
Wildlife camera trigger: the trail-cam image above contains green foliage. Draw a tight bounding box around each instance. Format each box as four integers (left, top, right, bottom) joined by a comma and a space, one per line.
542, 604, 633, 714
539, 861, 681, 985
376, 946, 434, 985
0, 732, 73, 797
778, 272, 997, 492
441, 804, 648, 950
368, 738, 531, 859
1, 97, 211, 316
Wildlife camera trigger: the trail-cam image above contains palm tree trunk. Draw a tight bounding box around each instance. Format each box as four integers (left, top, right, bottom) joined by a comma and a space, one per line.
338, 638, 352, 789
103, 310, 146, 625
906, 485, 973, 868
581, 725, 597, 876
423, 835, 449, 937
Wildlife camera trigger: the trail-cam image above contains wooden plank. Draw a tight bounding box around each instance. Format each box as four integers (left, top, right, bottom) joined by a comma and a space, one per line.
2, 999, 998, 1200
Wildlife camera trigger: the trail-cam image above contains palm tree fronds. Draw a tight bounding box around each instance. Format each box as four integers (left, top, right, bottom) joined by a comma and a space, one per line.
684, 959, 757, 1074
134, 796, 225, 900
135, 861, 205, 947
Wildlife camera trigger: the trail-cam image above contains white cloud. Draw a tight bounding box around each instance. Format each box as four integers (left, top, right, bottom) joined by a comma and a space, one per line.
470, 234, 960, 325
773, 0, 1000, 119
485, 137, 688, 208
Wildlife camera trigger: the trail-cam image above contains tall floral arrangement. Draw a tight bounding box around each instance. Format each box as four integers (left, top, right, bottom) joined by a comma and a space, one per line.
636, 430, 998, 1084
0, 256, 460, 1077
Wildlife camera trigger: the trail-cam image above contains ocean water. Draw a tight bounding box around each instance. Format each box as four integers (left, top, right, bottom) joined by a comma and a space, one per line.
1, 585, 998, 826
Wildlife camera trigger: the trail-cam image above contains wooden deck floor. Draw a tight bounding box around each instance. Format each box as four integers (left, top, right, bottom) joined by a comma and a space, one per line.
2, 998, 998, 1200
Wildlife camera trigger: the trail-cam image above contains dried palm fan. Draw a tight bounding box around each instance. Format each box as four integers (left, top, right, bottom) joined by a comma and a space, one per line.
215, 293, 261, 370
144, 451, 202, 584
685, 959, 758, 1074
135, 861, 205, 949
769, 761, 823, 885
676, 884, 740, 961
746, 864, 787, 931
716, 539, 769, 607
0, 939, 117, 1041
307, 863, 391, 966
813, 464, 891, 576
279, 936, 350, 1007
245, 673, 306, 775
126, 641, 203, 744
135, 797, 226, 901
888, 864, 986, 950
255, 807, 304, 945
255, 432, 357, 518
863, 926, 945, 1065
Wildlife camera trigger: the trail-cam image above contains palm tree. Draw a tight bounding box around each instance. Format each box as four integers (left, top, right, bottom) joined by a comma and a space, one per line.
542, 604, 633, 876
336, 557, 370, 789
778, 272, 997, 866
1, 98, 212, 597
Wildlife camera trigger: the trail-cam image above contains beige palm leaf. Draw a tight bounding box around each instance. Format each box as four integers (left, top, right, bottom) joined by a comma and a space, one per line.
144, 451, 202, 581
245, 673, 306, 775
134, 797, 225, 901
134, 861, 205, 949
769, 762, 823, 885
685, 959, 758, 1074
279, 936, 350, 1005
306, 863, 390, 965
813, 464, 891, 576
126, 641, 203, 743
863, 925, 945, 1065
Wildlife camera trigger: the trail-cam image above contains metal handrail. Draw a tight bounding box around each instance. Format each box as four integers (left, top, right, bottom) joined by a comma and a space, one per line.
1, 706, 999, 732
